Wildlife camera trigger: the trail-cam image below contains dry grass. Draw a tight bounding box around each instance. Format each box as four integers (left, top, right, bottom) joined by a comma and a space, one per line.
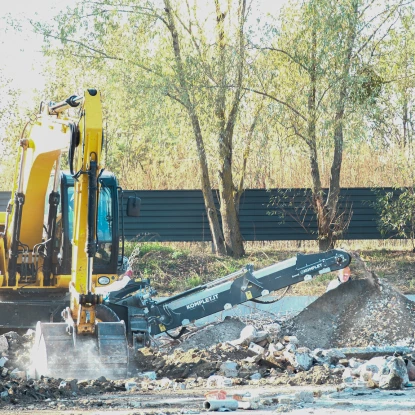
117, 142, 412, 190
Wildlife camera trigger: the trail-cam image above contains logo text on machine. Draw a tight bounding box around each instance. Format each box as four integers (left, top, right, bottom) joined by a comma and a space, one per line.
186, 294, 219, 310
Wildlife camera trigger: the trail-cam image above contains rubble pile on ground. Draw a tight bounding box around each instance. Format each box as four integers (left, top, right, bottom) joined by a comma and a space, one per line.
134, 318, 415, 391
2, 257, 415, 407
136, 321, 348, 387
283, 272, 415, 349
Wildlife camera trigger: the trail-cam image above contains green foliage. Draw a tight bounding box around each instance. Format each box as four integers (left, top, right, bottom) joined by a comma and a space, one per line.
375, 188, 415, 251
185, 275, 203, 288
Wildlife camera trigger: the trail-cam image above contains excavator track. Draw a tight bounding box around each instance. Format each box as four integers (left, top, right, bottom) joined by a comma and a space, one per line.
32, 321, 128, 379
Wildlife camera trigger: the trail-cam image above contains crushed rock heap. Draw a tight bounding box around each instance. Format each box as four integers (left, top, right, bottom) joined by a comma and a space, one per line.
282, 272, 415, 349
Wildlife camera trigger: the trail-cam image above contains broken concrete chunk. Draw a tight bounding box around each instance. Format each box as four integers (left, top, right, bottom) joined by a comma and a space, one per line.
285, 343, 297, 353
253, 330, 269, 343
248, 342, 265, 356
125, 381, 138, 391
0, 336, 8, 354
0, 357, 8, 368
158, 378, 173, 389
349, 358, 364, 369
284, 336, 299, 345
379, 356, 409, 390
219, 361, 238, 378
139, 371, 157, 381
342, 368, 354, 383
9, 369, 25, 380
268, 343, 279, 354
284, 347, 313, 371
313, 349, 347, 366
239, 325, 257, 344
249, 372, 261, 380
206, 375, 233, 388
275, 342, 285, 351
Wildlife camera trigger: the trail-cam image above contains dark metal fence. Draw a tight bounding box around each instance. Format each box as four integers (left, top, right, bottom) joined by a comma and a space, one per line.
0, 188, 396, 242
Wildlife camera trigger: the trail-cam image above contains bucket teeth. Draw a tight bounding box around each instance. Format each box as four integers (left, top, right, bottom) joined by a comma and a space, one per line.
32, 321, 128, 379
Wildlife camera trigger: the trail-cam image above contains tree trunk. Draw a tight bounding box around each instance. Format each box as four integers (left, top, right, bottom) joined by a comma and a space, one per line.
213, 0, 246, 257
218, 124, 244, 257
164, 0, 226, 255
320, 0, 358, 250
307, 25, 334, 251
308, 1, 358, 251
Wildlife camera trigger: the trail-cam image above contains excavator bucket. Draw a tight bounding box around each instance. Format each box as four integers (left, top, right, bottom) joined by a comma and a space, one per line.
32, 321, 128, 379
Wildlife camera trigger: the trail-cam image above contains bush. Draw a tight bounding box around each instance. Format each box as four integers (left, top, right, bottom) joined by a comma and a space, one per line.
375, 187, 415, 251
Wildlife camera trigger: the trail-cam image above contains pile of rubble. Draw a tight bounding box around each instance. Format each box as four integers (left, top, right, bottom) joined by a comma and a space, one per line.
283, 272, 415, 349
1, 262, 415, 407
134, 319, 415, 391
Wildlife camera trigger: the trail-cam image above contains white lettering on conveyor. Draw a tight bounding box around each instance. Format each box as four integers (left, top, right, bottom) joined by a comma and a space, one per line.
301, 264, 322, 273
186, 294, 219, 310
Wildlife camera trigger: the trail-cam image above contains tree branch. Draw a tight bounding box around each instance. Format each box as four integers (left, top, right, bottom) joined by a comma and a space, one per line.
250, 44, 309, 73
240, 87, 307, 121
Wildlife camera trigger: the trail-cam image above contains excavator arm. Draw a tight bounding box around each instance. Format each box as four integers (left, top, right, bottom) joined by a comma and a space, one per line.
106, 249, 351, 350
22, 90, 129, 379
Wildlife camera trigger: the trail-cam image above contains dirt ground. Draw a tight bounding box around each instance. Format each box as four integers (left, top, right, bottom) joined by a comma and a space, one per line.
1, 384, 415, 414
1, 248, 415, 413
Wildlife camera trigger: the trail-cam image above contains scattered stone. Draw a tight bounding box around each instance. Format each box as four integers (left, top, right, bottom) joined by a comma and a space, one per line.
379, 357, 409, 390
248, 342, 265, 356
9, 368, 26, 380
139, 371, 157, 381
238, 325, 257, 345
206, 375, 233, 388
249, 372, 261, 380
219, 361, 238, 378
125, 381, 139, 391
295, 390, 314, 403
0, 336, 8, 354
284, 347, 313, 371
313, 349, 346, 366
0, 357, 8, 368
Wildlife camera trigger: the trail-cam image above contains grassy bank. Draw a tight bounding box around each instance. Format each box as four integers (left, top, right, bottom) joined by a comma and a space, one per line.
124, 241, 415, 297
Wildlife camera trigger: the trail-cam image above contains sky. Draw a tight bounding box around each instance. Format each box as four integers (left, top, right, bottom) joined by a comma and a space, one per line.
0, 0, 288, 104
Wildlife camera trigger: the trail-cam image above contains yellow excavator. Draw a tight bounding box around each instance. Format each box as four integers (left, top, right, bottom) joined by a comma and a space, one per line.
0, 89, 353, 380
0, 89, 139, 379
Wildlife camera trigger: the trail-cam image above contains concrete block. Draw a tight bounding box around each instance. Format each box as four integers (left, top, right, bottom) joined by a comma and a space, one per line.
248, 342, 265, 356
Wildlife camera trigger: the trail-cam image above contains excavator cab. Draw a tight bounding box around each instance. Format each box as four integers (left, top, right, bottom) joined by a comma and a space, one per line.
58, 172, 121, 277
